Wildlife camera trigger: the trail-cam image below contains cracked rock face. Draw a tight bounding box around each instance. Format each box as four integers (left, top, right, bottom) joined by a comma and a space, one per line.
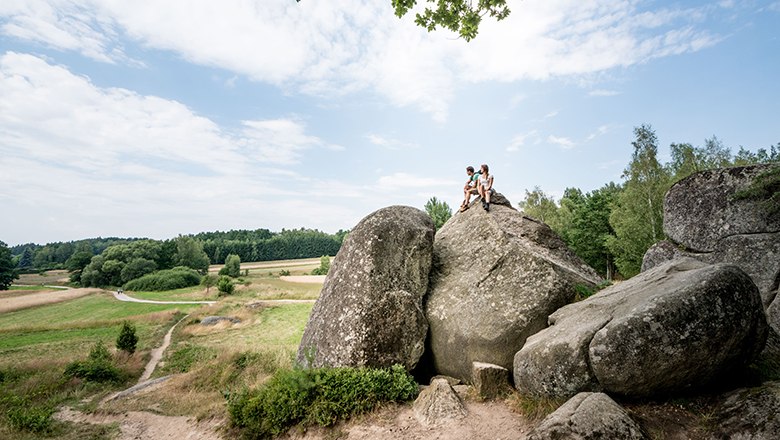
643, 164, 780, 337
662, 164, 779, 253
709, 380, 780, 440
425, 195, 602, 382
514, 259, 767, 399
297, 205, 435, 370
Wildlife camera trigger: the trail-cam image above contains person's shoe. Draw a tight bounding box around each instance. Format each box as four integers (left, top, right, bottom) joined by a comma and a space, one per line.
485, 202, 490, 212
459, 204, 469, 212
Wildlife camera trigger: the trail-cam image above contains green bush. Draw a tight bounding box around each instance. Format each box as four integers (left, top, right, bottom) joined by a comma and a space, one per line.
123, 266, 202, 291
116, 321, 139, 354
310, 256, 330, 276
228, 364, 418, 438
219, 254, 241, 278
64, 341, 124, 383
5, 396, 53, 433
218, 275, 235, 295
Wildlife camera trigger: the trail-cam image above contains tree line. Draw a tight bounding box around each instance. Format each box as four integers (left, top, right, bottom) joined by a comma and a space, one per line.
519, 125, 779, 280
3, 228, 348, 289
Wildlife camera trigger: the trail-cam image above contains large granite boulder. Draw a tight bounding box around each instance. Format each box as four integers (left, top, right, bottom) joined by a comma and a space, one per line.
297, 206, 435, 370
643, 164, 779, 313
709, 381, 780, 440
426, 194, 602, 382
662, 164, 779, 253
514, 259, 767, 398
528, 392, 647, 440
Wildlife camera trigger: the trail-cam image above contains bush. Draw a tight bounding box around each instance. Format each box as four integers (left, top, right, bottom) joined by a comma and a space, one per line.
64, 341, 124, 383
218, 275, 235, 296
219, 254, 241, 278
228, 364, 418, 438
123, 266, 202, 291
310, 256, 330, 276
116, 321, 138, 354
5, 396, 53, 433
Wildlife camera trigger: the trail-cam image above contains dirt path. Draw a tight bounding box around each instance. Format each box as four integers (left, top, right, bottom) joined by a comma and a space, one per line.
56, 407, 221, 440
113, 291, 216, 305
280, 275, 326, 284
209, 260, 320, 273
0, 288, 100, 313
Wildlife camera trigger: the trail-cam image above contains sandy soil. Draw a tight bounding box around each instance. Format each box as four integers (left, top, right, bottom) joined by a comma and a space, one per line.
56, 407, 222, 440
208, 260, 321, 273
280, 275, 326, 284
289, 398, 534, 440
59, 393, 532, 440
0, 288, 100, 313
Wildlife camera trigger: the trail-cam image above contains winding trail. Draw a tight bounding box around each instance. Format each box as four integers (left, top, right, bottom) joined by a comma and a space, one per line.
113, 291, 216, 305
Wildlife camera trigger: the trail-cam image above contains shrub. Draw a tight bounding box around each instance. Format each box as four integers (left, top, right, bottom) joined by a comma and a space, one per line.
218, 275, 235, 296
219, 254, 241, 278
116, 321, 138, 354
228, 364, 418, 438
123, 266, 202, 291
5, 396, 53, 433
310, 256, 330, 276
279, 269, 290, 276
64, 341, 124, 383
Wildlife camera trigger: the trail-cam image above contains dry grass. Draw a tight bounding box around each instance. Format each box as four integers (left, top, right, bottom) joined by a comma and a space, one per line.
506, 391, 566, 422
0, 288, 101, 314
17, 270, 71, 286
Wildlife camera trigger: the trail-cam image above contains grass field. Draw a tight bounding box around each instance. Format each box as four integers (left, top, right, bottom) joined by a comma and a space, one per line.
1, 258, 323, 438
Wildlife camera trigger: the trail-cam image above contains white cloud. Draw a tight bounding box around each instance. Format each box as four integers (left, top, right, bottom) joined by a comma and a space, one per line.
366, 133, 418, 150
0, 0, 723, 121
507, 130, 540, 152
589, 89, 620, 97
547, 135, 576, 149
0, 52, 353, 242
586, 125, 611, 141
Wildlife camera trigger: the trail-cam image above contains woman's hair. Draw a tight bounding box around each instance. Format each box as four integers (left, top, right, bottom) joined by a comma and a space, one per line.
480, 164, 489, 172
466, 166, 475, 173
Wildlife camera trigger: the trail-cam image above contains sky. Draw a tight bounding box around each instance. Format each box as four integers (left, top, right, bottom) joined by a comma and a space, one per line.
1, 0, 779, 246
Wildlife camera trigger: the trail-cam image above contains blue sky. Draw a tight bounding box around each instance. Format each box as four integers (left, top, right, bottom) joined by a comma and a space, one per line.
1, 0, 778, 246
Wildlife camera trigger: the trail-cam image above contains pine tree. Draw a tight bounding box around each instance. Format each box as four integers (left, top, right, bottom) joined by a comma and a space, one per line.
116, 321, 138, 354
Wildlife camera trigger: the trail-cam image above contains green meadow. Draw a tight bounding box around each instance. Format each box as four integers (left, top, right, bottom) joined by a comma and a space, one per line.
0, 258, 322, 439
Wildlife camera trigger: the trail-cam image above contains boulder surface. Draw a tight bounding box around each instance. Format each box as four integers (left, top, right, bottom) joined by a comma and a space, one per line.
297, 206, 435, 370
709, 381, 780, 440
528, 392, 647, 440
662, 164, 779, 253
426, 194, 602, 382
515, 259, 767, 398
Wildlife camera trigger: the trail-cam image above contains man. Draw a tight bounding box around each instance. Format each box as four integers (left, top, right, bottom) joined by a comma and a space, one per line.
459, 166, 481, 212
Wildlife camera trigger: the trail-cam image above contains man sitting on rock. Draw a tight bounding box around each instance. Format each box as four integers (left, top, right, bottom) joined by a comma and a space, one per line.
459, 166, 481, 212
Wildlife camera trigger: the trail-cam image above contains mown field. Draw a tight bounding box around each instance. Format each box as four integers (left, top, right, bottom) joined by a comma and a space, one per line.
0, 258, 322, 439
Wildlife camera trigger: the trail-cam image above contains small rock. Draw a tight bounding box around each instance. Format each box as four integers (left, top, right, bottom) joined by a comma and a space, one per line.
413, 378, 467, 426
472, 362, 510, 399
199, 316, 241, 326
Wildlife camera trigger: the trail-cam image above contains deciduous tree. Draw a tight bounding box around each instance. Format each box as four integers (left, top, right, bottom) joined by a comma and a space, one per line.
606, 124, 670, 277
0, 241, 19, 290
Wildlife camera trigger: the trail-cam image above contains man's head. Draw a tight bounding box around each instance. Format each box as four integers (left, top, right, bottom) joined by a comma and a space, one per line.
466, 166, 475, 175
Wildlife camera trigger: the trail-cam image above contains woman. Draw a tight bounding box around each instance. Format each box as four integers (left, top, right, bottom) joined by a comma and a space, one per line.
477, 163, 494, 211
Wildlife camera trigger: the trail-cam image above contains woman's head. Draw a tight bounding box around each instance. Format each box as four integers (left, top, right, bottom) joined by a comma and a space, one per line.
480, 164, 489, 173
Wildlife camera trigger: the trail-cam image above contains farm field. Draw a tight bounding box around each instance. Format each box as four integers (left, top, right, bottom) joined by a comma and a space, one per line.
0, 258, 324, 439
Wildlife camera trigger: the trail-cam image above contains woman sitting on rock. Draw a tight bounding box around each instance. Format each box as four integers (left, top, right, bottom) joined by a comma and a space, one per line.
477, 163, 494, 211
